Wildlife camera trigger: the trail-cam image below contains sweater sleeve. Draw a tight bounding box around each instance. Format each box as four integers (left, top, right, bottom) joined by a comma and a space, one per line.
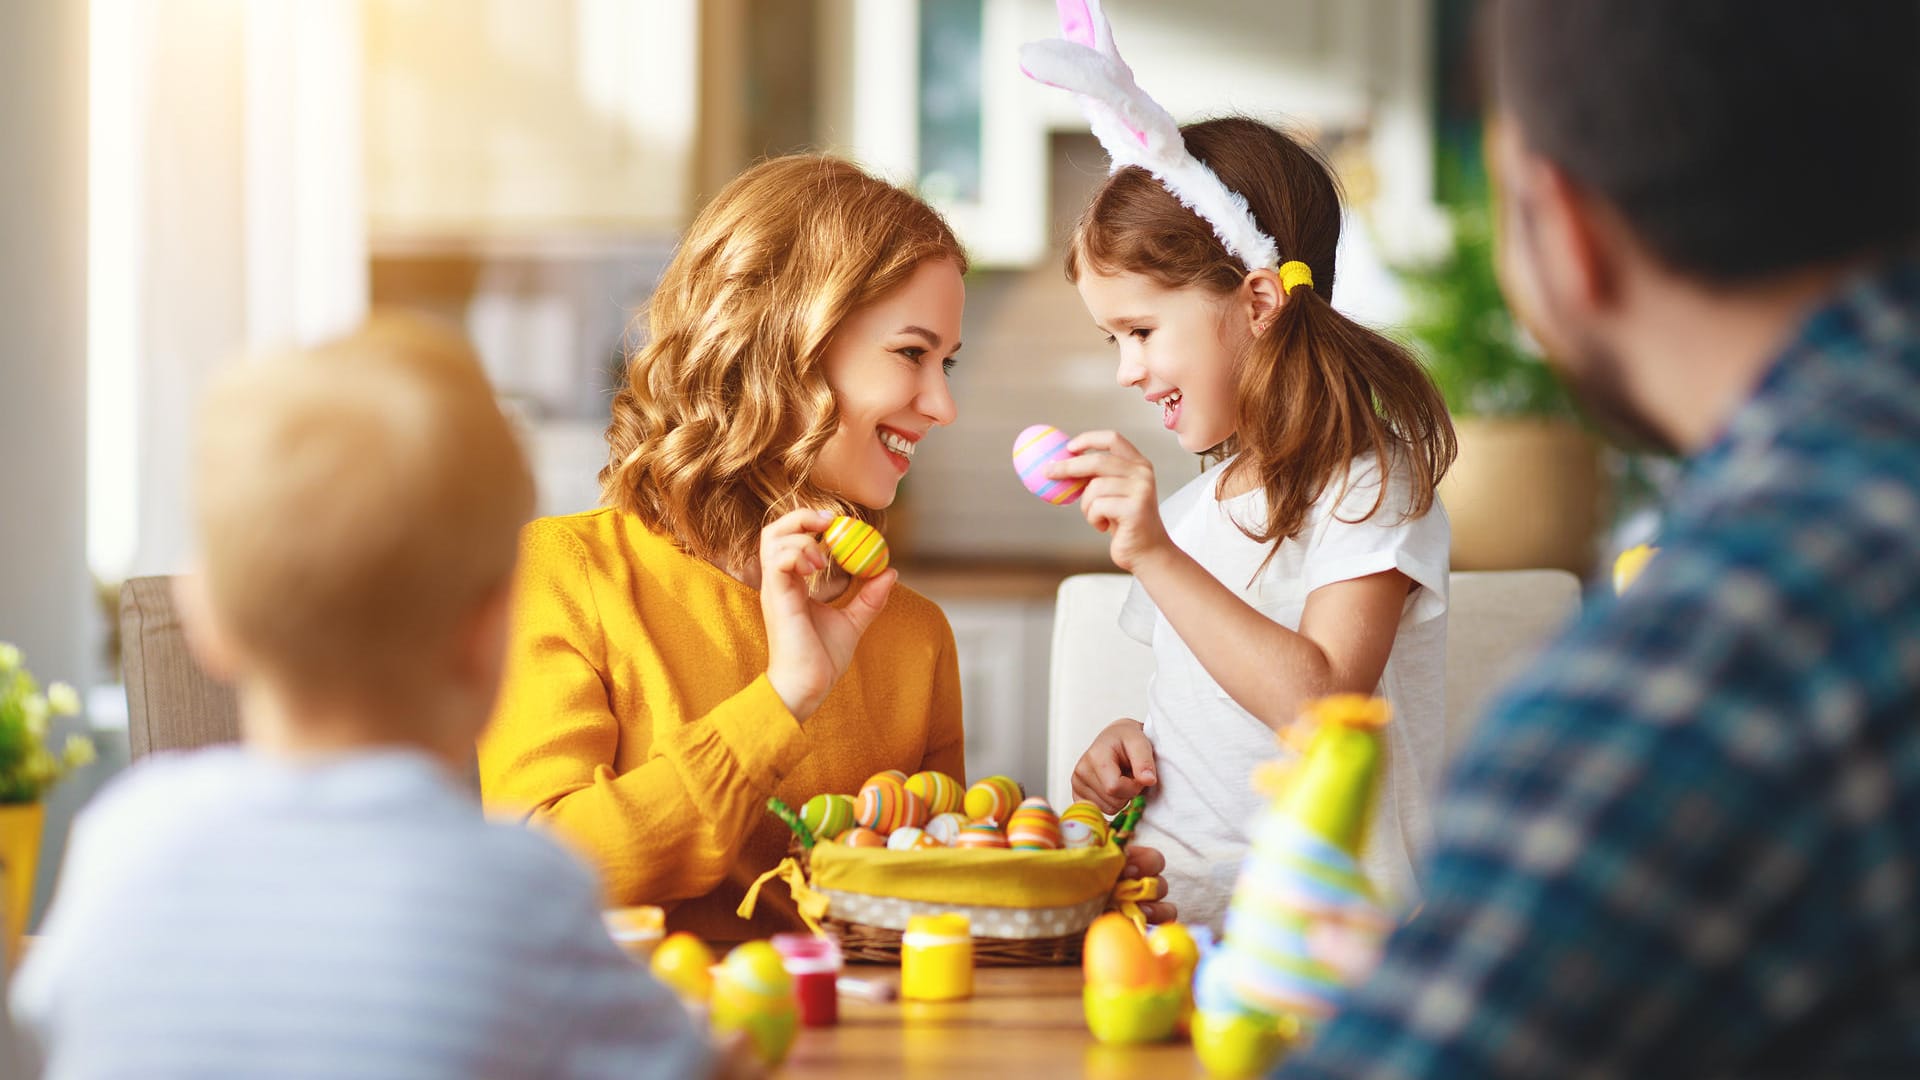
479, 521, 811, 907
916, 613, 967, 784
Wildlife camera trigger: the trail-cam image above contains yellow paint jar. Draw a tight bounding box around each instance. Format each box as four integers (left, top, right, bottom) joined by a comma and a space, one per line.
900, 913, 973, 1001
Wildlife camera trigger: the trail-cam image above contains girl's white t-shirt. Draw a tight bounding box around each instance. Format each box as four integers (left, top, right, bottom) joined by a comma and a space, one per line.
1122, 452, 1450, 931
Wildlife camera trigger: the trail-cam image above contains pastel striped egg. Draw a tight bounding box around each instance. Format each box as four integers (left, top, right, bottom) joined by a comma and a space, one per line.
842, 826, 887, 848
955, 822, 1010, 850
822, 516, 890, 578
887, 826, 944, 851
1012, 424, 1087, 505
799, 793, 856, 842
924, 811, 968, 847
963, 776, 1024, 825
856, 776, 927, 834
904, 770, 963, 816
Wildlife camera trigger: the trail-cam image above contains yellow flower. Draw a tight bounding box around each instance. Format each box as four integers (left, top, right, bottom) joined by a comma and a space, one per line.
22, 695, 48, 739
0, 643, 19, 673
47, 681, 80, 717
25, 748, 56, 785
62, 735, 96, 770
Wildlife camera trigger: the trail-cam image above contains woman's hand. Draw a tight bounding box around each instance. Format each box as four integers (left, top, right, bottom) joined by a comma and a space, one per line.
1044, 430, 1175, 573
1072, 718, 1158, 814
761, 508, 896, 720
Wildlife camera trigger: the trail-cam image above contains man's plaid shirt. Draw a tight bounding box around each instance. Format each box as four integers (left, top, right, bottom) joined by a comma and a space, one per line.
1284, 256, 1920, 1078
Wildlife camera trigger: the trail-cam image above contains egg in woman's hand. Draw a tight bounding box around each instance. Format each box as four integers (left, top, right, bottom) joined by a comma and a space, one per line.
821, 515, 890, 578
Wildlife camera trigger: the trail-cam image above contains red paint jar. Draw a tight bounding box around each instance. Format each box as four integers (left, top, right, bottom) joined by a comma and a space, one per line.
770, 933, 841, 1027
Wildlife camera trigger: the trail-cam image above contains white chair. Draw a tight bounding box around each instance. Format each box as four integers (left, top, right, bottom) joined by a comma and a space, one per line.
1044, 570, 1583, 807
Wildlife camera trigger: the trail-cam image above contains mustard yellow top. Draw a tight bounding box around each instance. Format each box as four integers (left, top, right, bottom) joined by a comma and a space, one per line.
479, 508, 965, 939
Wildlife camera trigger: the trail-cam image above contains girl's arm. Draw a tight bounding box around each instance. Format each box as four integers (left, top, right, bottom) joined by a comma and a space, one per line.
1048, 430, 1413, 731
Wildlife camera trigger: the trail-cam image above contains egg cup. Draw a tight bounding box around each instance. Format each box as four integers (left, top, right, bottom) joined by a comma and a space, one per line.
1082, 983, 1182, 1045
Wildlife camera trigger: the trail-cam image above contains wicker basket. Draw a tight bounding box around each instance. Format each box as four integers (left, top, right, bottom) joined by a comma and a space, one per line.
776, 839, 1125, 966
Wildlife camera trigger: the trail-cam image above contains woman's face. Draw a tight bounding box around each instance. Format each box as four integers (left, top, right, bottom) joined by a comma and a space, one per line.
815, 258, 964, 509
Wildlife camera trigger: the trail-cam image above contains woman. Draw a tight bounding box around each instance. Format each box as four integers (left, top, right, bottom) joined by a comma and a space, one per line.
479, 155, 1169, 938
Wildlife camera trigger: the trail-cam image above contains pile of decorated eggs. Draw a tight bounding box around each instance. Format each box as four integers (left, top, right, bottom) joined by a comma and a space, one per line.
793, 773, 1114, 855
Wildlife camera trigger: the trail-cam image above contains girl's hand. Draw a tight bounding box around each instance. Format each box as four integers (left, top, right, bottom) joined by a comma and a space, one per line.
1045, 430, 1175, 572
761, 508, 896, 720
1071, 718, 1158, 813
1120, 845, 1178, 924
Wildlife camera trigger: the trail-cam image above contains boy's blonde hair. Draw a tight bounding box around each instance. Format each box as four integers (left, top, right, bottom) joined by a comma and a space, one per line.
192, 314, 533, 699
601, 154, 966, 572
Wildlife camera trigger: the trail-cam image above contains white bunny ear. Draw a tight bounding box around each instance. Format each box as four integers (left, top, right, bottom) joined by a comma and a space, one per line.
1021, 0, 1281, 271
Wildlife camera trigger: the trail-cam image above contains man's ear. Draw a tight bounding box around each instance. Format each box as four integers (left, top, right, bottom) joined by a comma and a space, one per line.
1242, 267, 1284, 334
1521, 148, 1622, 317
172, 570, 240, 684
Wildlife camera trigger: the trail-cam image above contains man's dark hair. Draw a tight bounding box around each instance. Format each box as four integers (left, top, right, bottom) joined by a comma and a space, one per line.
1492, 0, 1920, 284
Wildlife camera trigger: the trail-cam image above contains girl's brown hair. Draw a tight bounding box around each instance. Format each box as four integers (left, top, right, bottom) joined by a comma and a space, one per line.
1067, 117, 1455, 552
601, 155, 966, 571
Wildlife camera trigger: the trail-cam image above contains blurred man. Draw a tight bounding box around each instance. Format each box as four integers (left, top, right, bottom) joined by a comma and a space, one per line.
1284, 1, 1920, 1075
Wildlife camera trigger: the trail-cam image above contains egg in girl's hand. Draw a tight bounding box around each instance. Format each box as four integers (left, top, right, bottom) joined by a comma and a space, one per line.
904, 770, 963, 816
799, 793, 856, 842
955, 822, 1010, 849
923, 811, 969, 847
1012, 424, 1088, 505
842, 826, 888, 848
963, 775, 1024, 825
822, 515, 890, 578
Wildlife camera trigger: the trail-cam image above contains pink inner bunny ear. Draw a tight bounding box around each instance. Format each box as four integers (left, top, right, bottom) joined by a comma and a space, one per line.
1055, 0, 1097, 47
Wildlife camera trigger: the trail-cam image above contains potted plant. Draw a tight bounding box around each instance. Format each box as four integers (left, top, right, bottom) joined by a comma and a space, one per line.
1401, 204, 1604, 576
0, 642, 97, 954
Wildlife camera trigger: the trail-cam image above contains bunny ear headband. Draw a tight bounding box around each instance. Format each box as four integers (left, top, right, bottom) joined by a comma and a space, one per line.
1021, 0, 1303, 286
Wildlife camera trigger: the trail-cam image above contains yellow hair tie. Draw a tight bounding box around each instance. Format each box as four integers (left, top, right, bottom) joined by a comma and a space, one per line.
1279, 260, 1314, 294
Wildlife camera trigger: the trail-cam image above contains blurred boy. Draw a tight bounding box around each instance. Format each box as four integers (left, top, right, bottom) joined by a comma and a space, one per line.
11, 317, 714, 1078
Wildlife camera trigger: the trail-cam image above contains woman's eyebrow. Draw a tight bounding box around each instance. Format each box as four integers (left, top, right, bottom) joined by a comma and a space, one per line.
897, 325, 944, 347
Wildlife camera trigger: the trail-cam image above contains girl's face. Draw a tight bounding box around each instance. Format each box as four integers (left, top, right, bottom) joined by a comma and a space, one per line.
1076, 268, 1252, 453
815, 257, 965, 509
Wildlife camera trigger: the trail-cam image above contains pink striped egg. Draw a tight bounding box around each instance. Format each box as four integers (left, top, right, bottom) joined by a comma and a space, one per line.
1011, 424, 1086, 505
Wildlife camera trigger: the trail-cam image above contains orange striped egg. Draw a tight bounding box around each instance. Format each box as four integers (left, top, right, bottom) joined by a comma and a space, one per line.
822, 516, 890, 578
955, 822, 1010, 849
1007, 797, 1063, 850
905, 770, 963, 816
855, 775, 927, 834
963, 776, 1024, 825
842, 826, 887, 848
864, 769, 909, 789
1059, 800, 1110, 848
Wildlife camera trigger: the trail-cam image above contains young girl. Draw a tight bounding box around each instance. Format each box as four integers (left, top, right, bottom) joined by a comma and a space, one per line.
1027, 14, 1456, 929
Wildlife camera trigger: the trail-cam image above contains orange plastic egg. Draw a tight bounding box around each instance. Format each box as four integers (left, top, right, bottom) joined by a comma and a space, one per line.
1082, 913, 1166, 992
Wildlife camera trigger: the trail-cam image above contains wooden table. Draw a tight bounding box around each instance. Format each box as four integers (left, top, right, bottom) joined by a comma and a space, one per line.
782, 966, 1212, 1079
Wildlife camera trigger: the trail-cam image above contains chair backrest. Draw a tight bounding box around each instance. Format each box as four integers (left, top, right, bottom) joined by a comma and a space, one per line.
119, 576, 486, 792
120, 575, 242, 758
1044, 569, 1583, 806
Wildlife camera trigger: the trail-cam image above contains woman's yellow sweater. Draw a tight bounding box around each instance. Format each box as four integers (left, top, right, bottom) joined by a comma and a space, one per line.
479, 508, 966, 939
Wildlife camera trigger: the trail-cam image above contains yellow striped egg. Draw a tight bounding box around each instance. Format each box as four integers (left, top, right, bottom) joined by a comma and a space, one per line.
1059, 800, 1110, 848
904, 771, 963, 816
855, 775, 927, 834
963, 775, 1024, 825
1007, 797, 1063, 850
955, 821, 1010, 849
822, 516, 890, 578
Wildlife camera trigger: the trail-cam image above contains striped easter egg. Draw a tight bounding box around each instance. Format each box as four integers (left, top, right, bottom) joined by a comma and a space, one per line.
963, 776, 1024, 825
1007, 797, 1063, 850
1011, 424, 1087, 505
799, 793, 856, 842
904, 770, 963, 816
822, 515, 890, 578
1059, 800, 1111, 847
842, 826, 887, 848
924, 811, 969, 847
865, 769, 909, 788
855, 776, 927, 834
887, 826, 943, 851
955, 821, 1010, 849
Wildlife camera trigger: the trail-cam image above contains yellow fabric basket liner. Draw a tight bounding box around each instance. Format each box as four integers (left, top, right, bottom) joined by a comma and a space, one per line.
807, 842, 1124, 908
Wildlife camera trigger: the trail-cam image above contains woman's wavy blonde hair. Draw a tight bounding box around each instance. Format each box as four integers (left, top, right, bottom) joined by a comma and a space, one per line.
602, 155, 966, 571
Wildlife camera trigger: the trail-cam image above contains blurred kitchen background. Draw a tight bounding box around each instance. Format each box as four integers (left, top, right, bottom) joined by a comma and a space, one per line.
4, 0, 1655, 924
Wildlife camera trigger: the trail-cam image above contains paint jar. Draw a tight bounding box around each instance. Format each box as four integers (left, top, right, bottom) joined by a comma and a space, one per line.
770, 932, 842, 1027
601, 906, 664, 960
900, 913, 973, 1001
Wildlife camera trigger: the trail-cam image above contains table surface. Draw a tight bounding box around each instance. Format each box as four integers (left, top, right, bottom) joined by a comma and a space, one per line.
783, 965, 1216, 1079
